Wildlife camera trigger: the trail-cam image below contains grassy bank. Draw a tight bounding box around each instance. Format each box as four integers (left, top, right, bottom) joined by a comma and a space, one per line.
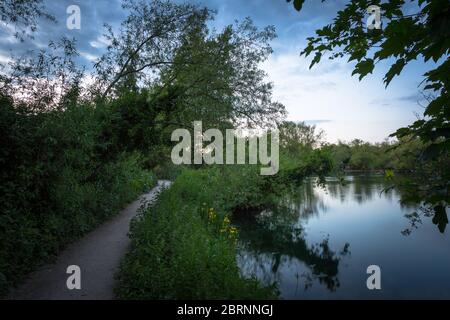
115, 166, 278, 299
115, 139, 334, 299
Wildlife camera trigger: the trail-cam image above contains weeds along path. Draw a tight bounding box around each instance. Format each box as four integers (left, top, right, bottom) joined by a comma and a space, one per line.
7, 180, 171, 300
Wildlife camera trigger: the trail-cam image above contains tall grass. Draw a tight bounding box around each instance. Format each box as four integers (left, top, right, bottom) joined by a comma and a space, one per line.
115, 167, 277, 299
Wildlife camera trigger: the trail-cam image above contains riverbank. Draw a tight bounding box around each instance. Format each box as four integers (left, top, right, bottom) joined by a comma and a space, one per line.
342, 169, 413, 174
115, 166, 278, 299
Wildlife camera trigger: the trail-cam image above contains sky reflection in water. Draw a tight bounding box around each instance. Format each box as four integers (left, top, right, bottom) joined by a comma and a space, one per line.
236, 175, 450, 299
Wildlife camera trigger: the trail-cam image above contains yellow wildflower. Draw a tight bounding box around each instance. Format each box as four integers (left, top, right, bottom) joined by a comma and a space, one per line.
229, 227, 238, 235
208, 210, 216, 221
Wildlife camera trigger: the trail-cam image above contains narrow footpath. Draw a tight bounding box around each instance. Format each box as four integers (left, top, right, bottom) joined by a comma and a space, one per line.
8, 180, 171, 300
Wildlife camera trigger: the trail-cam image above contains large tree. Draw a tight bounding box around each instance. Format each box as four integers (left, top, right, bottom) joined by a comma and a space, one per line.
95, 0, 285, 128
149, 17, 285, 129
94, 0, 209, 99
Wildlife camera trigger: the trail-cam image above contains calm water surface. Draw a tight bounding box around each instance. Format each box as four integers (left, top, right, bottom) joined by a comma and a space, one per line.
236, 175, 450, 299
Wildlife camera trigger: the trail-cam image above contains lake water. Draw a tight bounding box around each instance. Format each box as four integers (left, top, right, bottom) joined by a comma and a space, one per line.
235, 175, 450, 299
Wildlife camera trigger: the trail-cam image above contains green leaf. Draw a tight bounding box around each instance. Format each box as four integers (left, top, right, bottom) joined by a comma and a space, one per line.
422, 143, 444, 160
287, 0, 305, 11
384, 58, 406, 87
390, 127, 410, 138
309, 52, 322, 69
424, 96, 445, 117
352, 59, 374, 80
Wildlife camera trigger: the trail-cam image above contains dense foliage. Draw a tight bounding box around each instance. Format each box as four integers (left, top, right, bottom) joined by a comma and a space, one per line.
0, 95, 156, 295
326, 137, 425, 171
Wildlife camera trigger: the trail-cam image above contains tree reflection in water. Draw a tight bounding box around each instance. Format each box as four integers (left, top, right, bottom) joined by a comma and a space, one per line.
387, 175, 449, 235
235, 175, 449, 298
401, 204, 449, 235
234, 202, 350, 293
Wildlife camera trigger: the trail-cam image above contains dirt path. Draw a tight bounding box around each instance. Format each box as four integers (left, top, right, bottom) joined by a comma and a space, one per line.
8, 180, 171, 300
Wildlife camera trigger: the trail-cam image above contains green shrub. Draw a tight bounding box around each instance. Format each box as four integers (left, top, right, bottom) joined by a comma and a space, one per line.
153, 162, 185, 181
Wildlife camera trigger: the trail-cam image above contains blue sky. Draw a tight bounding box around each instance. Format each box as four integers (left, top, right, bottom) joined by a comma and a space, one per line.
0, 0, 430, 142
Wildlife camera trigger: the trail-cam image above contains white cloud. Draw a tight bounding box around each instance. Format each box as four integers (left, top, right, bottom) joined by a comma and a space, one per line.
89, 35, 111, 49
262, 50, 423, 143
0, 53, 12, 65
79, 51, 99, 62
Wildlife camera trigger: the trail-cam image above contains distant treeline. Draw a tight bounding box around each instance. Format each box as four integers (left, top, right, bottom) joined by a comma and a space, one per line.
326, 138, 424, 172
278, 121, 424, 173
